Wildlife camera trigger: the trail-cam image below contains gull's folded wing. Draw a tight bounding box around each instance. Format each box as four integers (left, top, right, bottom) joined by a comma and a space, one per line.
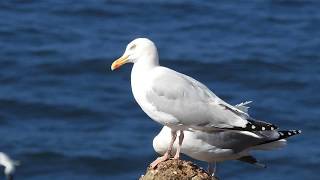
145, 67, 277, 132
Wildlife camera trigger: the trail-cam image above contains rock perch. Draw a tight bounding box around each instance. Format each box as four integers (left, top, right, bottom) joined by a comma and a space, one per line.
139, 159, 217, 180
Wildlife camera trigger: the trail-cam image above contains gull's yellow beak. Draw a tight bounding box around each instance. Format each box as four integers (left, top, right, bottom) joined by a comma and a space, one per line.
111, 54, 129, 71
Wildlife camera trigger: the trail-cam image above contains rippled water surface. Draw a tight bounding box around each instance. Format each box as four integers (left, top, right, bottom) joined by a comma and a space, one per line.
0, 0, 319, 179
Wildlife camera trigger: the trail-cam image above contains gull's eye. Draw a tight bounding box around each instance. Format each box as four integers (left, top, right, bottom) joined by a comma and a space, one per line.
129, 44, 136, 50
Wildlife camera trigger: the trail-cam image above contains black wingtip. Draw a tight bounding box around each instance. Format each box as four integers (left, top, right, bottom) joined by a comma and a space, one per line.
225, 119, 278, 132
257, 129, 302, 146
278, 130, 302, 139
245, 119, 278, 131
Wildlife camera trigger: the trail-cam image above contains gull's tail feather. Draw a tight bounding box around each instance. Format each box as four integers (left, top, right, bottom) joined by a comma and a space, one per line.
237, 155, 266, 168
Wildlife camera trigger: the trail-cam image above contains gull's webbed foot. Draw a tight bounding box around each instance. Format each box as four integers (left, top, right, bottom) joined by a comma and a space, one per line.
150, 152, 170, 169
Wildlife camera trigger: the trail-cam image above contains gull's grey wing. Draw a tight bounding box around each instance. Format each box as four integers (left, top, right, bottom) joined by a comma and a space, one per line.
199, 129, 301, 153
197, 131, 267, 152
146, 67, 277, 131
146, 67, 248, 130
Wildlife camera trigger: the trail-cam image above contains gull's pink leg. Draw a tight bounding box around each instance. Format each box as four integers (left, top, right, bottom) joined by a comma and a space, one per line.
174, 130, 184, 159
150, 130, 177, 168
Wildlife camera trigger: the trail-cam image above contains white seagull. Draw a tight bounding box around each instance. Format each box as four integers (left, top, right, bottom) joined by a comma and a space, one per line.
111, 38, 278, 167
153, 101, 302, 176
0, 152, 19, 180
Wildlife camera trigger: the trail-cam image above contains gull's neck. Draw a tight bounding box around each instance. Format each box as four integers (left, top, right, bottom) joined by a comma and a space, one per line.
131, 52, 159, 101
131, 53, 159, 76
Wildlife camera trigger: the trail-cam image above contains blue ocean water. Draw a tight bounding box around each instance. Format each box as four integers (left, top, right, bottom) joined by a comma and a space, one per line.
0, 0, 319, 179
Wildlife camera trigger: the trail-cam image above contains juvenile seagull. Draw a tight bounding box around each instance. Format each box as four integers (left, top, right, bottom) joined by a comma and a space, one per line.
153, 126, 301, 176
0, 152, 19, 180
111, 38, 278, 167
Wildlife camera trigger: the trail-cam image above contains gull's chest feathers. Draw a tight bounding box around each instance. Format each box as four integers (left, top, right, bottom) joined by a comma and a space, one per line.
131, 64, 151, 105
131, 65, 179, 126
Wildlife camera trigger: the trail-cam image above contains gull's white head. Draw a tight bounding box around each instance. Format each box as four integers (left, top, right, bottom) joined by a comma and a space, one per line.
0, 152, 19, 180
111, 38, 159, 70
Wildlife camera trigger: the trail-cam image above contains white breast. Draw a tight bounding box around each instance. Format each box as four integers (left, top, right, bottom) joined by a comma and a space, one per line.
131, 64, 179, 127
